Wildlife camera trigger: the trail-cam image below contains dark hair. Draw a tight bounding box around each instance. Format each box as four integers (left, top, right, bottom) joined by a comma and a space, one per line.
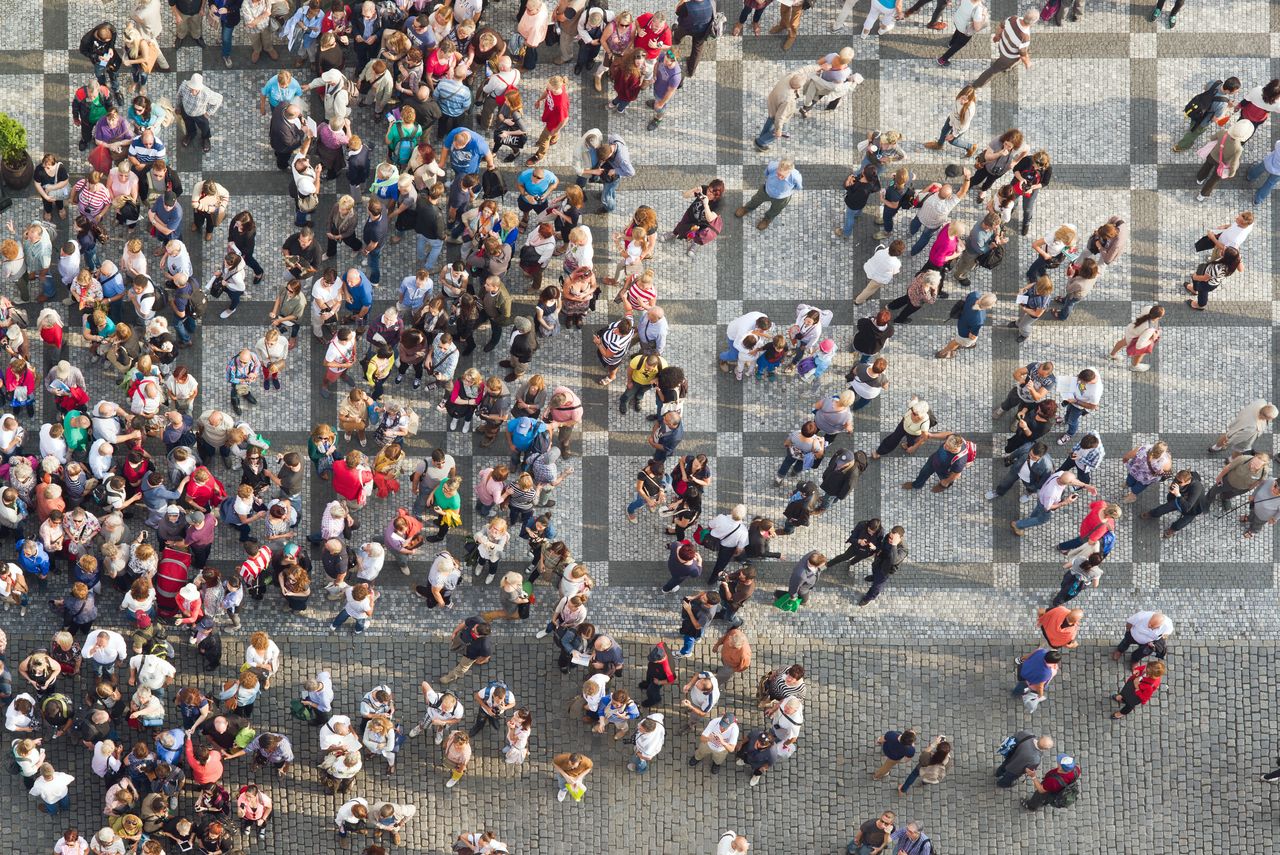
1223, 76, 1241, 92
1030, 442, 1048, 457
1263, 79, 1280, 104
1219, 247, 1242, 275
1044, 650, 1063, 664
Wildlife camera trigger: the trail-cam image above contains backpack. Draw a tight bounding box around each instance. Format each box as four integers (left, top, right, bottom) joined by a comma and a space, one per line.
481, 167, 506, 200
950, 440, 978, 468
188, 285, 208, 321
997, 733, 1031, 757
1183, 82, 1222, 125
1052, 779, 1080, 808
707, 0, 727, 38
948, 298, 966, 320
1098, 529, 1116, 557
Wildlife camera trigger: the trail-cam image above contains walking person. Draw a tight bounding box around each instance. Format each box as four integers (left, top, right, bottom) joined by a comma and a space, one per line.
935, 291, 997, 360
1182, 247, 1241, 311
899, 735, 952, 795
1111, 610, 1173, 665
857, 526, 906, 606
1010, 469, 1095, 535
1173, 77, 1240, 153
872, 728, 917, 781
1120, 441, 1173, 504
1209, 400, 1279, 456
1194, 122, 1251, 201
1108, 304, 1162, 372
995, 731, 1052, 789
923, 87, 978, 155
938, 0, 989, 66
736, 159, 803, 231
1246, 139, 1280, 205
971, 11, 1036, 89
1111, 661, 1165, 719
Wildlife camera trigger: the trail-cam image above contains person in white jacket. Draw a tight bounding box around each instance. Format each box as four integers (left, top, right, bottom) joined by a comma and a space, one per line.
855, 240, 906, 305
716, 831, 750, 854
938, 0, 990, 66
626, 712, 665, 773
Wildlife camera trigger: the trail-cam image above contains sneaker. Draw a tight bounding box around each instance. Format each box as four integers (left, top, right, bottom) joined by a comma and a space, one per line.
736, 758, 746, 767
413, 379, 422, 390
534, 629, 548, 639
223, 56, 232, 68
395, 374, 404, 385
711, 762, 721, 774
484, 572, 496, 584
1131, 363, 1150, 373
435, 728, 446, 745
219, 308, 237, 319
1057, 435, 1071, 446
664, 585, 680, 593
557, 787, 568, 802
1019, 493, 1035, 505
446, 776, 458, 788
1167, 13, 1176, 26
985, 490, 998, 500
408, 724, 424, 738
749, 774, 762, 787
1149, 7, 1160, 19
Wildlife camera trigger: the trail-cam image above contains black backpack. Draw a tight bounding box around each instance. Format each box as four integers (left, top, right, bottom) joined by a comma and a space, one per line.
1183, 82, 1222, 125
948, 298, 966, 319
480, 167, 506, 200
1052, 780, 1080, 808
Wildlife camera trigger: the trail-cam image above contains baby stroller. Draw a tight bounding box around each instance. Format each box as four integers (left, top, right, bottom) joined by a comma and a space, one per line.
155, 546, 193, 620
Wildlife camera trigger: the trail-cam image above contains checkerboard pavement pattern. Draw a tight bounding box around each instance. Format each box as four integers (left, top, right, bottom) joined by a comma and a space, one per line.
2, 1, 1280, 852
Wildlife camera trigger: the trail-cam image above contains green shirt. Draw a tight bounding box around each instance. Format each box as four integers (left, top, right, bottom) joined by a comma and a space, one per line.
431, 484, 461, 512
64, 410, 89, 453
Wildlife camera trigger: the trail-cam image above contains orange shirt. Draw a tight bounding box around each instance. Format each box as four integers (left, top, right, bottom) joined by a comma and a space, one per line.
1038, 606, 1079, 649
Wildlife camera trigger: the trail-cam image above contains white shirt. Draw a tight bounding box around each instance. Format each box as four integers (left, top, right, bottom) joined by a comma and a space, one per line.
427, 554, 460, 591
83, 630, 128, 665
701, 716, 740, 752
917, 193, 961, 230
863, 245, 902, 283
312, 277, 342, 307
88, 439, 114, 481
335, 798, 369, 827
6, 694, 38, 731
292, 154, 319, 196
29, 770, 75, 803
1127, 611, 1173, 645
1036, 472, 1070, 510
39, 424, 69, 463
355, 547, 384, 581
770, 703, 804, 741
716, 832, 748, 855
708, 514, 749, 549
423, 687, 464, 724
129, 653, 176, 690
244, 640, 281, 672
726, 312, 767, 346
687, 677, 720, 714
633, 714, 665, 758
1216, 220, 1253, 249
1066, 374, 1102, 408
582, 674, 610, 711
343, 589, 374, 620
55, 837, 90, 855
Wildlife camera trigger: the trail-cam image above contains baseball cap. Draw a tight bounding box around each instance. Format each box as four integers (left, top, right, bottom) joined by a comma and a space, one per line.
1057, 754, 1076, 771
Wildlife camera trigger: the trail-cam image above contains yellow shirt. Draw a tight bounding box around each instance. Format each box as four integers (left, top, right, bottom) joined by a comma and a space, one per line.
628, 355, 667, 385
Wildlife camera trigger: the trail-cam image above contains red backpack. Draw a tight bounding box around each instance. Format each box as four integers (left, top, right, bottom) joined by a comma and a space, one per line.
950, 440, 978, 468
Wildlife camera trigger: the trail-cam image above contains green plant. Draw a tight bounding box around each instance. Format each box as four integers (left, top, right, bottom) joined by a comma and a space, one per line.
0, 113, 28, 167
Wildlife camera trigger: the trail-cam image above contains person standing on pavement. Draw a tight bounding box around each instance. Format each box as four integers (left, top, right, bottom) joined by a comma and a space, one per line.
907, 170, 972, 256
988, 442, 1052, 503
971, 11, 1035, 89
1209, 399, 1277, 457
1120, 441, 1173, 505
1036, 605, 1083, 650
736, 159, 803, 231
937, 0, 988, 66
1011, 647, 1060, 709
1246, 139, 1280, 205
440, 617, 493, 684
1194, 121, 1251, 201
1173, 77, 1239, 152
1057, 369, 1101, 446
848, 812, 896, 855
902, 434, 974, 494
177, 74, 221, 154
995, 731, 1052, 788
857, 526, 906, 606
1112, 610, 1173, 664
1206, 451, 1270, 509
1140, 470, 1208, 538
673, 0, 716, 77
770, 0, 806, 50
691, 713, 741, 773
872, 728, 916, 781
1111, 661, 1165, 720
1010, 469, 1095, 535
1244, 477, 1280, 538
754, 71, 805, 153
1022, 755, 1080, 811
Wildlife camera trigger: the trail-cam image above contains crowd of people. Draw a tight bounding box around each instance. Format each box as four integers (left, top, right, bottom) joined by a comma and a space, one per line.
0, 0, 1271, 852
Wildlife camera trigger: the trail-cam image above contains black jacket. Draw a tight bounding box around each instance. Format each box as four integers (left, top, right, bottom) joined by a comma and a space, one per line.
79, 25, 120, 70
871, 535, 907, 577
1169, 472, 1208, 514
852, 317, 893, 355
821, 448, 866, 500
268, 102, 307, 155
845, 519, 882, 547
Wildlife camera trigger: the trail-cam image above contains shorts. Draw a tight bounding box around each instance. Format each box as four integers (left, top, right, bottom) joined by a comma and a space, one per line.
951, 334, 978, 349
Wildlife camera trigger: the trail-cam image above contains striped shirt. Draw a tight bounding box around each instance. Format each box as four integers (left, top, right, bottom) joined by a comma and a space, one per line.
996, 16, 1030, 59
763, 672, 807, 702
505, 478, 537, 511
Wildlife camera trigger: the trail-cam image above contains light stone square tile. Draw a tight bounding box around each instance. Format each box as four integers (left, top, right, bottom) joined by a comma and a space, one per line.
1016, 59, 1131, 165
878, 455, 993, 563
992, 562, 1019, 589
875, 345, 993, 435
44, 51, 69, 75
740, 189, 858, 302
200, 323, 315, 434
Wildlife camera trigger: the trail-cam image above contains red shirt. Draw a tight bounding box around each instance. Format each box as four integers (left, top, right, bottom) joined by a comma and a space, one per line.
1040, 766, 1079, 793
331, 461, 372, 504
184, 469, 227, 510
1076, 500, 1112, 541
540, 88, 570, 131
1127, 664, 1161, 704
634, 14, 672, 59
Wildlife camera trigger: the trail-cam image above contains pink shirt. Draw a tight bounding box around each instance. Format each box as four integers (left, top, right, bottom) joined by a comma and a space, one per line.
474, 469, 507, 505
928, 229, 960, 268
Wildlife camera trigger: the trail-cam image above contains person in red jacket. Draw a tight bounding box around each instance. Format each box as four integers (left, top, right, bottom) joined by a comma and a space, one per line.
331, 450, 373, 508
530, 76, 570, 164
1023, 754, 1080, 811
185, 739, 225, 786
1111, 661, 1165, 719
1056, 499, 1120, 553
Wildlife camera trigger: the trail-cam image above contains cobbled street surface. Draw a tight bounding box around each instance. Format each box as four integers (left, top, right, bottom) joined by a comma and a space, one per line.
1, 1, 1279, 853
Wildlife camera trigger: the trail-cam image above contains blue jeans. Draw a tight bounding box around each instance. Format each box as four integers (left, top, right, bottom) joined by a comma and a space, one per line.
1056, 295, 1079, 320
908, 216, 939, 255
474, 499, 496, 519
1014, 500, 1053, 530
44, 795, 71, 815
631, 756, 650, 773
331, 611, 368, 633
842, 208, 862, 237
175, 314, 196, 344
416, 235, 443, 270
1062, 403, 1085, 438
1125, 473, 1153, 495
221, 25, 234, 58
936, 118, 971, 152
756, 116, 777, 149
678, 634, 699, 656
777, 455, 803, 479
911, 459, 942, 489
627, 493, 648, 515
1248, 161, 1280, 205
601, 179, 619, 212
900, 764, 922, 792
364, 248, 382, 284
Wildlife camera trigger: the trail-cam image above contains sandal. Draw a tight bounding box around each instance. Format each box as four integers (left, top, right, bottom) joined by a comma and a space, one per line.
934, 349, 954, 359
1110, 712, 1125, 719
598, 376, 614, 386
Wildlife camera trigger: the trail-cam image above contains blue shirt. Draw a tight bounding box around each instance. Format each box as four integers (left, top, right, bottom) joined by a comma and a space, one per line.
15, 540, 50, 578
99, 271, 126, 299
507, 416, 547, 451
517, 168, 558, 199
929, 444, 968, 475
261, 77, 303, 109
881, 731, 916, 761
151, 199, 183, 234
1262, 139, 1280, 175
443, 128, 490, 175
343, 272, 373, 310
434, 79, 473, 118
956, 290, 986, 338
763, 161, 803, 199
679, 0, 715, 28
1018, 648, 1056, 685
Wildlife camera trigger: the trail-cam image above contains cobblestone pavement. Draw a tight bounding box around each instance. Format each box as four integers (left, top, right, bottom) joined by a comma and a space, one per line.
2, 0, 1280, 852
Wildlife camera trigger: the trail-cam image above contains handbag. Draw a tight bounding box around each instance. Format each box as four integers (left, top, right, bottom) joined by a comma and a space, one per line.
773, 592, 801, 612
88, 144, 113, 175
297, 192, 320, 213
208, 274, 225, 299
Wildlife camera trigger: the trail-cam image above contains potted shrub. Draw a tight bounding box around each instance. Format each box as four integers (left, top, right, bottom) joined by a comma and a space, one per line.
0, 113, 33, 190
